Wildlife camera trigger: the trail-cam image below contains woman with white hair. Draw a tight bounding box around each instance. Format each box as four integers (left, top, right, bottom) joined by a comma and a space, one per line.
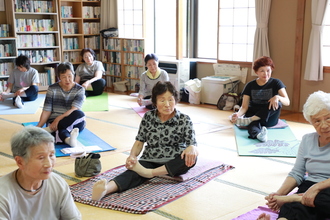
258, 90, 330, 220
0, 127, 81, 219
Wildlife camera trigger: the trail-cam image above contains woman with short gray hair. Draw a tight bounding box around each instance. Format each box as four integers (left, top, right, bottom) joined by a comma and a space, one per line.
0, 126, 81, 219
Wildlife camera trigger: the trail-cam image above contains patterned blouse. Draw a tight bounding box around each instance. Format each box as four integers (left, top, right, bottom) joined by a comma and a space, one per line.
136, 109, 197, 163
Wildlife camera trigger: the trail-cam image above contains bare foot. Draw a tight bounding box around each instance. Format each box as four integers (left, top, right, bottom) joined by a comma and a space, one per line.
257, 213, 270, 220
92, 179, 108, 201
128, 160, 153, 178
273, 194, 302, 209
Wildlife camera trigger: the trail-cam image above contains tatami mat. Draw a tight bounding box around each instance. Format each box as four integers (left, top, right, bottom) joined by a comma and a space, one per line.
0, 92, 315, 220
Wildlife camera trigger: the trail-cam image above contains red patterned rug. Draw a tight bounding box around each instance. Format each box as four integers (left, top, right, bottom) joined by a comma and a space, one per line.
70, 162, 234, 214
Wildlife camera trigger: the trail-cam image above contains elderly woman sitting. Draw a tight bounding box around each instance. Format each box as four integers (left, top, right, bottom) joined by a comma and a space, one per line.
257, 91, 330, 220
0, 127, 81, 219
92, 81, 198, 201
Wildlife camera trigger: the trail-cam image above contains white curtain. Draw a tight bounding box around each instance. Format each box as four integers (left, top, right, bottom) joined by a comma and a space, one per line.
253, 0, 272, 61
100, 0, 117, 30
304, 0, 329, 81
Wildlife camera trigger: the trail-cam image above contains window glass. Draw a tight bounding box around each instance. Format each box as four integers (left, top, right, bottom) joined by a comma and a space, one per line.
197, 0, 218, 59
323, 3, 330, 66
154, 0, 176, 57
218, 0, 256, 62
117, 0, 143, 38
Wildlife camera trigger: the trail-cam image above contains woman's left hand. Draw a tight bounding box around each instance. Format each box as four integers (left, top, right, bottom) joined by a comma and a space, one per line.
181, 145, 198, 167
82, 81, 90, 89
268, 95, 280, 110
301, 185, 319, 207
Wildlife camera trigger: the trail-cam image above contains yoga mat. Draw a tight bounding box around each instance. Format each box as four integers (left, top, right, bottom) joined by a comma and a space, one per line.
128, 102, 149, 117
22, 122, 116, 157
70, 162, 234, 214
234, 120, 300, 157
232, 205, 278, 220
0, 94, 45, 115
82, 92, 109, 112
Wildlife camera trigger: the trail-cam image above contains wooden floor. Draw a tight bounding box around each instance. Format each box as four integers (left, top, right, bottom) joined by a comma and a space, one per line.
0, 93, 314, 220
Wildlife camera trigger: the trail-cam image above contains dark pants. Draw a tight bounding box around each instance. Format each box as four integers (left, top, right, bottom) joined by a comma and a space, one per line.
12, 85, 39, 105
50, 110, 86, 143
279, 181, 330, 220
82, 78, 106, 97
113, 155, 197, 192
143, 95, 155, 110
245, 102, 282, 139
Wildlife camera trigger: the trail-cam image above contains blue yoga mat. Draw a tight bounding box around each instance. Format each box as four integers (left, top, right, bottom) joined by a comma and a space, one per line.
22, 122, 116, 157
0, 94, 45, 115
234, 121, 300, 157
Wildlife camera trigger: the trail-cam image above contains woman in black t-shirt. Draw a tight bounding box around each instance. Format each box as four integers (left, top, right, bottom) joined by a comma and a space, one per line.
230, 56, 290, 142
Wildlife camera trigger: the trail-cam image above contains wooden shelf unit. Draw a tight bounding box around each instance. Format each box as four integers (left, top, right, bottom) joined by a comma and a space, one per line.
58, 0, 101, 65
5, 0, 62, 66
102, 37, 145, 92
0, 37, 17, 92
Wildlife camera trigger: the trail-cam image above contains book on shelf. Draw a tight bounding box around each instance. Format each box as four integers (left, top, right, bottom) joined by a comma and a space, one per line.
82, 6, 101, 18
61, 6, 73, 18
0, 24, 10, 37
44, 66, 56, 84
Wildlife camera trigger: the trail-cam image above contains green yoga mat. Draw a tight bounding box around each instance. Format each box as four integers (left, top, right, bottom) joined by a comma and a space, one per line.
82, 92, 109, 112
234, 122, 300, 157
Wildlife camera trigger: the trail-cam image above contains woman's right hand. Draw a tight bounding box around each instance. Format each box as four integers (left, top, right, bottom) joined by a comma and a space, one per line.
265, 192, 281, 211
230, 113, 239, 123
125, 156, 137, 169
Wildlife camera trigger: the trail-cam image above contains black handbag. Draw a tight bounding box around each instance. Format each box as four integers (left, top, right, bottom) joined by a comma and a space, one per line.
74, 153, 102, 177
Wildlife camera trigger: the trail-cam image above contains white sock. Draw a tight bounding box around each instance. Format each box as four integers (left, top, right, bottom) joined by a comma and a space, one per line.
15, 96, 24, 108
66, 128, 79, 147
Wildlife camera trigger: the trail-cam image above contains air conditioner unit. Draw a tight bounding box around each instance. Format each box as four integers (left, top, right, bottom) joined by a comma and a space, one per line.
158, 59, 190, 91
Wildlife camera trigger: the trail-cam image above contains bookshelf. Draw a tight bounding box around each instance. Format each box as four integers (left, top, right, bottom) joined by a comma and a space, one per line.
5, 0, 61, 65
5, 0, 62, 90
102, 37, 145, 92
59, 0, 101, 64
0, 37, 17, 92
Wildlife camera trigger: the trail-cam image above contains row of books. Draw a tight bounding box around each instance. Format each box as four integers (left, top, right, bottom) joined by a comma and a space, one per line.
17, 34, 55, 47
14, 0, 55, 13
61, 6, 73, 18
63, 51, 81, 63
124, 53, 144, 66
123, 40, 144, 52
15, 19, 54, 32
18, 49, 57, 63
82, 6, 101, 18
61, 22, 78, 34
39, 67, 56, 86
0, 24, 10, 37
104, 63, 121, 76
102, 51, 121, 64
84, 36, 100, 50
0, 63, 15, 76
0, 80, 8, 92
103, 38, 121, 51
83, 22, 100, 35
125, 66, 144, 79
0, 44, 15, 57
63, 38, 79, 50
